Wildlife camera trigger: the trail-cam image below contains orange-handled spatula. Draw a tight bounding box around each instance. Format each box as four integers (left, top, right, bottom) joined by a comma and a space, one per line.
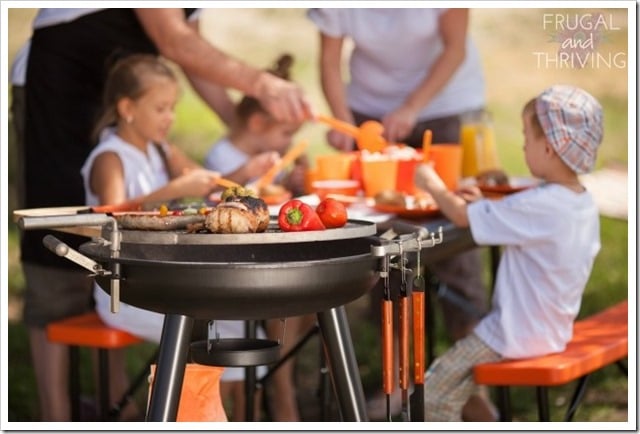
422, 129, 432, 162
316, 114, 387, 153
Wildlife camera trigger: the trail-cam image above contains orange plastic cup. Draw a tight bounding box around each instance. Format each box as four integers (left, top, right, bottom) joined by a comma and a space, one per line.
395, 152, 423, 195
361, 158, 398, 197
427, 144, 463, 191
304, 168, 319, 195
316, 153, 355, 180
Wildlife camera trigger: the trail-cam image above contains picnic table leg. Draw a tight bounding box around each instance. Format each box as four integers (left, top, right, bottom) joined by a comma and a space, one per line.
536, 386, 550, 421
616, 360, 628, 375
496, 386, 512, 421
564, 375, 589, 421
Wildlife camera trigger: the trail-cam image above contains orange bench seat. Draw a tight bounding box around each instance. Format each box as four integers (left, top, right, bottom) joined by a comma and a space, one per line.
473, 301, 628, 421
47, 311, 145, 421
47, 311, 143, 349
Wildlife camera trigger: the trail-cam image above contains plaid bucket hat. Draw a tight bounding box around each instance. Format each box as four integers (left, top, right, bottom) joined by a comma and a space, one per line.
535, 85, 604, 174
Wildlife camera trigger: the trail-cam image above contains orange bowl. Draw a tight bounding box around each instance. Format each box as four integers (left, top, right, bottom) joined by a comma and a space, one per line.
312, 179, 360, 203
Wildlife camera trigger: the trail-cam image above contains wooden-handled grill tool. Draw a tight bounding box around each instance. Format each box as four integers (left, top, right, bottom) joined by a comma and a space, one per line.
372, 224, 443, 422
410, 241, 426, 421
397, 244, 411, 422
380, 252, 394, 422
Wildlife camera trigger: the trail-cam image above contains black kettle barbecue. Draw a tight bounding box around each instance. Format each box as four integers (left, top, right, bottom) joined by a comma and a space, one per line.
18, 211, 443, 422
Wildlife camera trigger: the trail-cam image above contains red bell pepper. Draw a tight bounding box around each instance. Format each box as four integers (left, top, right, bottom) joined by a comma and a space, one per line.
278, 199, 326, 232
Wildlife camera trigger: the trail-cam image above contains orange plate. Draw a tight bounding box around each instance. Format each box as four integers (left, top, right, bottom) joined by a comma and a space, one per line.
373, 203, 440, 220
478, 177, 540, 195
261, 191, 292, 206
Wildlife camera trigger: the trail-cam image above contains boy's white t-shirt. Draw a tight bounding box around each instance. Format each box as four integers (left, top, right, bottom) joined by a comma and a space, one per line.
468, 183, 600, 359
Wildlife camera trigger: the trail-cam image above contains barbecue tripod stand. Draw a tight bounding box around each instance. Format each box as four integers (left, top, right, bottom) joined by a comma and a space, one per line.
104, 319, 330, 422
241, 319, 334, 422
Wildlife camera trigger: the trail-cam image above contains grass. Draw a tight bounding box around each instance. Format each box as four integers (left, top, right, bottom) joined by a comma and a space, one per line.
5, 7, 631, 424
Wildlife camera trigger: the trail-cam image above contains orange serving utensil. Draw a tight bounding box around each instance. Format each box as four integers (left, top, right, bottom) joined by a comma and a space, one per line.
256, 139, 309, 189
181, 168, 240, 189
215, 177, 241, 189
316, 114, 360, 137
422, 129, 432, 162
316, 114, 387, 153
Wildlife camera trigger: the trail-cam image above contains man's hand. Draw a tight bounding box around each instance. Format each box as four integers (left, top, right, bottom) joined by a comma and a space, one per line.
253, 72, 313, 124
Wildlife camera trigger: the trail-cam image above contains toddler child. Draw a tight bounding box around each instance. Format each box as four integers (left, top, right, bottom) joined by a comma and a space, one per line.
414, 84, 603, 421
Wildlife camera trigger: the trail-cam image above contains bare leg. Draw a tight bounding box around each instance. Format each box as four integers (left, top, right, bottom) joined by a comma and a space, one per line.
220, 381, 262, 421
104, 349, 141, 421
29, 327, 70, 421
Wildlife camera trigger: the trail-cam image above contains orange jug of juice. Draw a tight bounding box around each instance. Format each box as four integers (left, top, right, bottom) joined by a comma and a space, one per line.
460, 110, 500, 177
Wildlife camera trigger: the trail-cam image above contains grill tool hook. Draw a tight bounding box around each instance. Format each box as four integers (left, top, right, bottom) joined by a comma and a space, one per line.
19, 213, 122, 313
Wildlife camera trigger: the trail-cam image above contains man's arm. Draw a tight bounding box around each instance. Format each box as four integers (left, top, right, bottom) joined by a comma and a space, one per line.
135, 8, 311, 122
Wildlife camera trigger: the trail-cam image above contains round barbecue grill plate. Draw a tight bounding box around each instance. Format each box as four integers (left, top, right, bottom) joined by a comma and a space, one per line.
103, 218, 376, 245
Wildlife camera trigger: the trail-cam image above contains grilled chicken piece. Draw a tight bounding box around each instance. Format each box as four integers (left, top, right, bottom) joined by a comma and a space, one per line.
205, 195, 269, 234
233, 195, 269, 232
205, 202, 258, 234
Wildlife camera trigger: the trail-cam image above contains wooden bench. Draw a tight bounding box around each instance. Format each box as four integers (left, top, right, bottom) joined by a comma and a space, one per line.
473, 301, 628, 421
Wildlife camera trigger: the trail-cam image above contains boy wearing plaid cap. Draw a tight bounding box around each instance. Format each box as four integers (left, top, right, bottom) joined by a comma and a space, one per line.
414, 84, 603, 421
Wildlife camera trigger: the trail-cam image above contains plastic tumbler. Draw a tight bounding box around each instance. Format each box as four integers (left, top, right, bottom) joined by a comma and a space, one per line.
361, 157, 398, 197
428, 144, 463, 191
316, 153, 355, 180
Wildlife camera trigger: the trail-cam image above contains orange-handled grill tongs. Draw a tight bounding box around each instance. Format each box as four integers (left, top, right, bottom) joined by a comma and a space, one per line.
398, 246, 411, 422
380, 253, 394, 422
410, 244, 426, 421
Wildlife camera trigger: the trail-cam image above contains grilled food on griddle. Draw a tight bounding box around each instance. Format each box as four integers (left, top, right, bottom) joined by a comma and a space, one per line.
204, 188, 269, 233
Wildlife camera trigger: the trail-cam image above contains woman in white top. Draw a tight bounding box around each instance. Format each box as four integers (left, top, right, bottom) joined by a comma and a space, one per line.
308, 8, 485, 149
